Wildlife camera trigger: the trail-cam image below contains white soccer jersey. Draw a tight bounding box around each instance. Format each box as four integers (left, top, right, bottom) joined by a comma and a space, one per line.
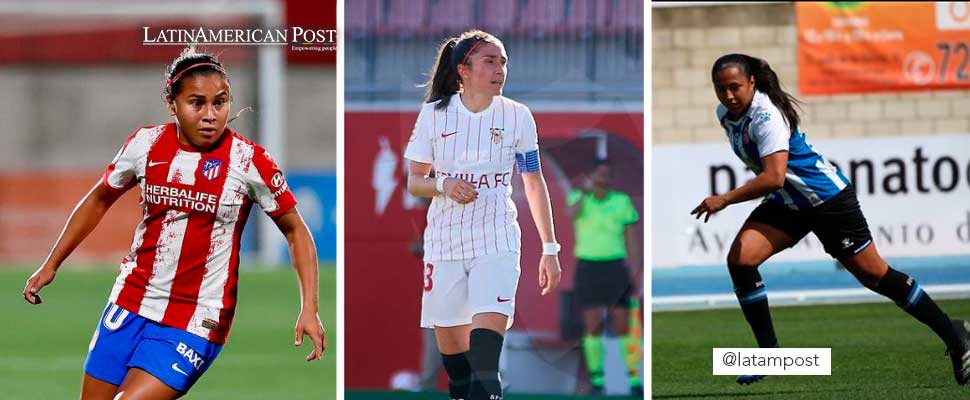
404, 94, 539, 261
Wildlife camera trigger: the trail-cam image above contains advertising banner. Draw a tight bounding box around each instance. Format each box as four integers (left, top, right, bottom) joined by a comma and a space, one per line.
653, 134, 970, 268
797, 2, 970, 95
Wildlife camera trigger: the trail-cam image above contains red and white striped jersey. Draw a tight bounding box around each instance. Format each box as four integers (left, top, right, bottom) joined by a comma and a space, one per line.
102, 123, 296, 344
404, 94, 539, 261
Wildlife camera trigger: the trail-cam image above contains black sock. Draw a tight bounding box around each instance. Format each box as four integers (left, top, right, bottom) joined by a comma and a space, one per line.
441, 352, 471, 400
871, 267, 957, 347
466, 328, 504, 400
728, 264, 779, 348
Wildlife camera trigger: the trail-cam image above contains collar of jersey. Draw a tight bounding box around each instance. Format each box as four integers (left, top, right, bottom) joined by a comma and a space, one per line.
452, 93, 498, 116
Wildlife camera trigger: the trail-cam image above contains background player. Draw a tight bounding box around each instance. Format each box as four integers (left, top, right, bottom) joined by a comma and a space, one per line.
566, 159, 642, 396
691, 53, 970, 386
404, 30, 562, 400
22, 47, 326, 399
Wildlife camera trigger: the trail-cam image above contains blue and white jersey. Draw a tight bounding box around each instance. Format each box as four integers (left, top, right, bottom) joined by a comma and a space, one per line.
716, 90, 849, 210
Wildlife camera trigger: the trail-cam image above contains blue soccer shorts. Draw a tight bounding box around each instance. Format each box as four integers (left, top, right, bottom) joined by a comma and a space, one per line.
83, 302, 223, 393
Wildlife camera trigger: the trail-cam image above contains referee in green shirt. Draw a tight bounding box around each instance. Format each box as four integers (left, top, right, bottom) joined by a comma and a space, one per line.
567, 159, 641, 396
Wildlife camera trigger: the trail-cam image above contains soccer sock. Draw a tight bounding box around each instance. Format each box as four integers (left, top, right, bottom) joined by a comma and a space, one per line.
581, 335, 605, 388
441, 352, 471, 400
619, 335, 642, 387
466, 329, 504, 400
871, 267, 958, 347
728, 264, 779, 348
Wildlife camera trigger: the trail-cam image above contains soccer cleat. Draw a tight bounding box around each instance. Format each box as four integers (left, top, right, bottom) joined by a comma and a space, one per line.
629, 384, 643, 397
736, 374, 766, 385
589, 384, 604, 396
947, 319, 970, 385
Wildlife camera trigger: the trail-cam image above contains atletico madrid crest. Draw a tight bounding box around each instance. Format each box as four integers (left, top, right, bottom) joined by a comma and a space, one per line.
202, 159, 223, 181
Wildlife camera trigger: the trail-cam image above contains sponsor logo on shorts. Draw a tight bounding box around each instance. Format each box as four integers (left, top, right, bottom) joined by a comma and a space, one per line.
841, 238, 853, 249
497, 296, 512, 303
177, 342, 206, 369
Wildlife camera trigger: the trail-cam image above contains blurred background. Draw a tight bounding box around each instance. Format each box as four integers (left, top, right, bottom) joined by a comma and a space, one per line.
0, 0, 337, 398
652, 2, 970, 398
344, 0, 643, 398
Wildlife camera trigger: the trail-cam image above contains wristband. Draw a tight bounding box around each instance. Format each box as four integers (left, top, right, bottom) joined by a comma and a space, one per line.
542, 242, 561, 255
435, 175, 447, 193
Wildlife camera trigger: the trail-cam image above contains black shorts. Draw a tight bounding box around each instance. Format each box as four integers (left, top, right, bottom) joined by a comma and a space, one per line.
746, 184, 873, 260
573, 258, 632, 309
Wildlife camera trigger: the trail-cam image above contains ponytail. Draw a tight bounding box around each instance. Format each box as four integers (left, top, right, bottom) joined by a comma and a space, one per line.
424, 37, 461, 109
422, 30, 504, 110
712, 54, 801, 131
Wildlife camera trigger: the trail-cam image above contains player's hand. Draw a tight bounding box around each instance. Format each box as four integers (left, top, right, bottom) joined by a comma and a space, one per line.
23, 264, 57, 305
690, 195, 728, 223
538, 255, 561, 296
442, 177, 478, 204
294, 309, 326, 362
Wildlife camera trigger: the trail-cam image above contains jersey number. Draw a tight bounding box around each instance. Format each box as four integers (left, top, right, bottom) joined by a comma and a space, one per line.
423, 263, 434, 292
103, 304, 130, 331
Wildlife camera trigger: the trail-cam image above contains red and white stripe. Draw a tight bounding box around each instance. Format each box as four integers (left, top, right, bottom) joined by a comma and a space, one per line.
105, 123, 295, 344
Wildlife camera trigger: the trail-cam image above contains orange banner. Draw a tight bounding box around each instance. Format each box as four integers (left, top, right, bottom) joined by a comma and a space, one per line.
797, 2, 970, 95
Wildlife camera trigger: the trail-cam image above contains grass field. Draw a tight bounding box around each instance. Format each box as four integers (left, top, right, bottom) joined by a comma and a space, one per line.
653, 298, 970, 399
0, 265, 337, 399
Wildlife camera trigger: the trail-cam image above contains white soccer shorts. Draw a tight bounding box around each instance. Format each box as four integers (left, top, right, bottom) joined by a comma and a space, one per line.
419, 252, 521, 330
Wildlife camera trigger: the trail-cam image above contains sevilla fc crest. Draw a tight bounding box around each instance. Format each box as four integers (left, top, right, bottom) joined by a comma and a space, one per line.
489, 127, 504, 144
202, 159, 223, 181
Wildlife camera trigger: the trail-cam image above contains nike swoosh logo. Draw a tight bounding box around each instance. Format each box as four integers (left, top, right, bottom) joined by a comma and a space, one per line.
171, 362, 189, 376
148, 160, 168, 167
441, 131, 458, 138
497, 296, 511, 303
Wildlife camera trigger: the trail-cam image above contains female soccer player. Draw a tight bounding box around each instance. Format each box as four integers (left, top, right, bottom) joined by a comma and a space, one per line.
691, 53, 970, 386
404, 30, 562, 400
22, 47, 326, 399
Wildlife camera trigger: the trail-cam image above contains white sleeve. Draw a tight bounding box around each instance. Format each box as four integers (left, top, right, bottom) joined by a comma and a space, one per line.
748, 107, 790, 157
403, 106, 434, 164
514, 106, 539, 154
103, 130, 147, 193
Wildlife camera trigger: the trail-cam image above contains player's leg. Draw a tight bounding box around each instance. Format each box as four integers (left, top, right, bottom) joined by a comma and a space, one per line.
80, 374, 119, 400
575, 260, 606, 393
423, 259, 474, 399
815, 185, 970, 384
581, 307, 607, 394
465, 252, 520, 400
838, 244, 969, 384
727, 220, 799, 349
114, 368, 180, 400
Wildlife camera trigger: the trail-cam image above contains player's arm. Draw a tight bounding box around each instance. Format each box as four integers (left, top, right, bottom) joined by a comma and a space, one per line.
690, 151, 788, 222
273, 208, 327, 362
406, 161, 478, 204
23, 181, 126, 304
521, 172, 561, 296
624, 223, 642, 294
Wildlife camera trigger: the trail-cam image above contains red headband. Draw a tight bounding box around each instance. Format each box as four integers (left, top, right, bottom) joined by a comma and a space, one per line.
460, 39, 483, 65
166, 62, 225, 89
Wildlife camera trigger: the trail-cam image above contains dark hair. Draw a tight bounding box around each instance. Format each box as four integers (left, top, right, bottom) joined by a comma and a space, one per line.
423, 30, 503, 110
593, 158, 610, 169
163, 46, 230, 103
712, 54, 801, 131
